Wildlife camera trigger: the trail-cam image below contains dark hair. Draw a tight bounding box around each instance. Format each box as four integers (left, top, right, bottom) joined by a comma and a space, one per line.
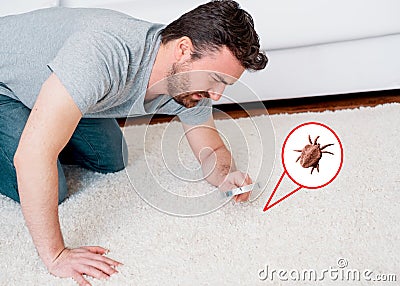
161, 0, 268, 71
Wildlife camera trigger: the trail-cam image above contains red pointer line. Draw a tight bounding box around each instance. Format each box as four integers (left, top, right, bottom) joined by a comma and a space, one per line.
263, 172, 302, 212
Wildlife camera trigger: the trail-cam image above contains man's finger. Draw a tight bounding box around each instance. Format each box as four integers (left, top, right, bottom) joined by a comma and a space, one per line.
79, 265, 109, 281
82, 246, 108, 255
218, 182, 237, 193
238, 192, 251, 202
232, 171, 249, 187
72, 272, 91, 286
85, 252, 122, 267
233, 186, 252, 202
245, 173, 253, 184
80, 258, 118, 278
84, 256, 118, 275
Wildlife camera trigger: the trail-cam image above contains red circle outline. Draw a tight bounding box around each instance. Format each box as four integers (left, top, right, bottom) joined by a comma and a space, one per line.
281, 122, 344, 189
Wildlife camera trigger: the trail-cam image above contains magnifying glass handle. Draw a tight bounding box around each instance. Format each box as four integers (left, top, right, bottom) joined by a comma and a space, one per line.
220, 181, 264, 198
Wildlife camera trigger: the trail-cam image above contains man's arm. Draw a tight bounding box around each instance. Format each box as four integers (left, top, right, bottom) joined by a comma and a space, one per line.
14, 73, 120, 285
182, 116, 252, 202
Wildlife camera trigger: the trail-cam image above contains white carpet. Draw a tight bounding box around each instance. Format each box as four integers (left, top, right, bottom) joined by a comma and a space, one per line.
0, 103, 399, 285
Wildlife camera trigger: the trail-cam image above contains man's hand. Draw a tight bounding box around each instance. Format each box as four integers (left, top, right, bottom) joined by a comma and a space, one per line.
48, 246, 122, 286
182, 117, 253, 203
218, 170, 253, 202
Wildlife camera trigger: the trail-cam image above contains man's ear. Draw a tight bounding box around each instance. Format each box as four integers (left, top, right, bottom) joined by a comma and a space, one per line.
174, 36, 194, 63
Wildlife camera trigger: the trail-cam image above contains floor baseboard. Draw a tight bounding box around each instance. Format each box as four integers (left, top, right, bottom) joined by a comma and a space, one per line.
118, 89, 400, 126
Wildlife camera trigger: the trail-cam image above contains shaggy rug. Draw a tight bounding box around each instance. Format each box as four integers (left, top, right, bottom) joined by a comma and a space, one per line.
0, 103, 399, 285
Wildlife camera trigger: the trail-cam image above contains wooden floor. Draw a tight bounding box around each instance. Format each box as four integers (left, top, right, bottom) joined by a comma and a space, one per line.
118, 89, 400, 126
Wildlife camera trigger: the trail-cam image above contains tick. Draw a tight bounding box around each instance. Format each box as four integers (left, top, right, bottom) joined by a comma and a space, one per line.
294, 135, 334, 174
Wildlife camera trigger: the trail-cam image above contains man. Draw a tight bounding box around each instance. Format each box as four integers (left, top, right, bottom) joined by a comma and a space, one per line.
0, 0, 267, 284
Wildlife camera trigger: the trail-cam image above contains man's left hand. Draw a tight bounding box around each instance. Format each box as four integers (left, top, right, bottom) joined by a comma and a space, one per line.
218, 171, 253, 203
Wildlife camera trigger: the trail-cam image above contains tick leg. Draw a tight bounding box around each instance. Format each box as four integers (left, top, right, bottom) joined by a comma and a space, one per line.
296, 155, 301, 162
313, 136, 320, 145
316, 163, 319, 172
311, 167, 314, 174
322, 151, 334, 155
321, 143, 334, 150
308, 135, 312, 144
294, 149, 302, 152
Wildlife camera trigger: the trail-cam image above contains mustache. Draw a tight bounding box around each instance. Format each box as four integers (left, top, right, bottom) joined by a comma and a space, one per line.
176, 91, 210, 99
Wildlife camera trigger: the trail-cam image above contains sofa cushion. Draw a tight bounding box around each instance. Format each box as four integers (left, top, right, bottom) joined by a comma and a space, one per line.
241, 0, 400, 50
60, 0, 400, 50
1, 0, 59, 17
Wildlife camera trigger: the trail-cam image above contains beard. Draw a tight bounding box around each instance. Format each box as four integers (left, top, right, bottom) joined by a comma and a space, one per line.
171, 90, 210, 108
166, 61, 210, 108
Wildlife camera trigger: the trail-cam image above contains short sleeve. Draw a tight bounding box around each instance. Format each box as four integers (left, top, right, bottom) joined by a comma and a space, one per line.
177, 98, 213, 125
47, 30, 118, 115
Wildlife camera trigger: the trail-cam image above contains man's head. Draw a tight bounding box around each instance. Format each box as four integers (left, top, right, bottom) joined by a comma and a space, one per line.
161, 0, 267, 71
153, 0, 267, 108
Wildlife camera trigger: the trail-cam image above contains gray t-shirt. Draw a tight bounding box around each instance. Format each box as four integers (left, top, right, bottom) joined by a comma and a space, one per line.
0, 7, 212, 125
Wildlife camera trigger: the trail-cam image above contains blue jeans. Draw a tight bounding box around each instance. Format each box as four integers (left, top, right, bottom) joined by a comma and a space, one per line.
0, 94, 128, 205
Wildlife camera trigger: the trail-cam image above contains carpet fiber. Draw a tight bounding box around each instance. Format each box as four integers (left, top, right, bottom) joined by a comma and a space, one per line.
0, 103, 399, 285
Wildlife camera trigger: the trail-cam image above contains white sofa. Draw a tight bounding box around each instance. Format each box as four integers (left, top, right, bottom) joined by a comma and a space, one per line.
0, 0, 59, 17
3, 0, 400, 104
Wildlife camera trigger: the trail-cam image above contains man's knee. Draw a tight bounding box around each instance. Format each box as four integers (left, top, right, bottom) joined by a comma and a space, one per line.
0, 149, 20, 203
112, 135, 129, 172
97, 136, 129, 173
65, 118, 129, 174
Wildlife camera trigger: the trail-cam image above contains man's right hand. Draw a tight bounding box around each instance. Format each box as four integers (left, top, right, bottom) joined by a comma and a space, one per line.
47, 246, 122, 286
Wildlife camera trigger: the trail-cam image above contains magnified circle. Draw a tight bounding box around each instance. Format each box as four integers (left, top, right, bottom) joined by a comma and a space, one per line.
282, 122, 344, 189
122, 70, 275, 216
